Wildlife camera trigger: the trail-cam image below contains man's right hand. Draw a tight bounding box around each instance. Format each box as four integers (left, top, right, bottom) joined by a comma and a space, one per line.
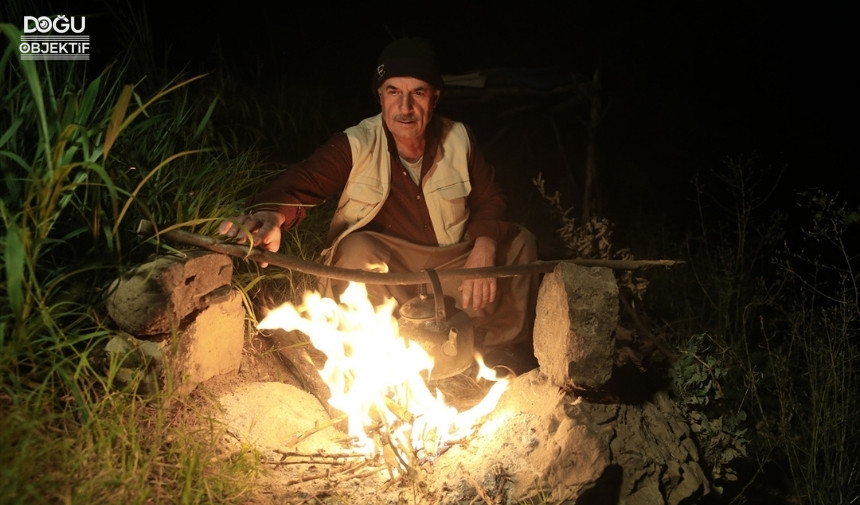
218, 211, 285, 264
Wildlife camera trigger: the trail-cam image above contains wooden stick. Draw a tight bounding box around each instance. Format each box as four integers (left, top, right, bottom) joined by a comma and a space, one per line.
278, 459, 379, 485
280, 414, 349, 448
278, 345, 341, 418
466, 474, 496, 505
272, 449, 367, 462
266, 329, 350, 430
383, 396, 414, 425
137, 219, 684, 285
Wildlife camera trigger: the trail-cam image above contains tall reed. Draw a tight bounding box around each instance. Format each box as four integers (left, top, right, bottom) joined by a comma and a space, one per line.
1, 20, 270, 503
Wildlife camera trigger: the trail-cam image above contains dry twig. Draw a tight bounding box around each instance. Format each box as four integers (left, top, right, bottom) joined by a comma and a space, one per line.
280, 414, 349, 447
279, 459, 379, 486
268, 449, 368, 468
466, 474, 496, 505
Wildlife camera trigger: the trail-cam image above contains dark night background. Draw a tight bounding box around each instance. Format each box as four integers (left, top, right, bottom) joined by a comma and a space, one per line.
153, 1, 853, 236
14, 1, 857, 241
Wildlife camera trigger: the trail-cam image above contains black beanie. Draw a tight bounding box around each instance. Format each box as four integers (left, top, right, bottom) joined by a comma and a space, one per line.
373, 37, 443, 92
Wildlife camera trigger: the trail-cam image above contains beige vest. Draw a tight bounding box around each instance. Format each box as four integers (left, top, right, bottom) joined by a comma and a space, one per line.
322, 114, 472, 262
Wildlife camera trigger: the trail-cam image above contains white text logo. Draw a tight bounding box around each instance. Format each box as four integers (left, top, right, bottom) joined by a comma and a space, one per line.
19, 15, 90, 60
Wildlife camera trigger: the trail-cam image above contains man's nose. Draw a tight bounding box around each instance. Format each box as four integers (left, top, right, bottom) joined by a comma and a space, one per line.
398, 93, 413, 111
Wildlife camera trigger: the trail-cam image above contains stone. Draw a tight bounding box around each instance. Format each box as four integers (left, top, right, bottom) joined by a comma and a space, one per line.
104, 333, 166, 395
106, 250, 233, 336
533, 263, 619, 389
420, 371, 613, 504
216, 382, 343, 457
609, 390, 710, 505
428, 372, 709, 504
168, 287, 245, 394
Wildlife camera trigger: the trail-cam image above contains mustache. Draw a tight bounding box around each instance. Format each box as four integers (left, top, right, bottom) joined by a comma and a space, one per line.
393, 114, 417, 122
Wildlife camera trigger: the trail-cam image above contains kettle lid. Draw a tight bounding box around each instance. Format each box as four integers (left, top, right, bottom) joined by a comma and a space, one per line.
399, 293, 456, 322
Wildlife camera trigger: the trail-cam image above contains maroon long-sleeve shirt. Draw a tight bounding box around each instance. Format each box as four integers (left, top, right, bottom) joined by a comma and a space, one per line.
247, 115, 516, 247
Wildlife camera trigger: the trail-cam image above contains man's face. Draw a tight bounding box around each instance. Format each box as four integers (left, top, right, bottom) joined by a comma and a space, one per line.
378, 77, 440, 144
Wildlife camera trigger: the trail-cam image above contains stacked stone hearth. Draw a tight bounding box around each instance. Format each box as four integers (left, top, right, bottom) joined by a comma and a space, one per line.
105, 253, 709, 504
105, 251, 245, 395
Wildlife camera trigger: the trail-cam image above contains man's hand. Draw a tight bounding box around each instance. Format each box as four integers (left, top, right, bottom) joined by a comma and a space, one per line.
218, 211, 285, 267
458, 236, 497, 310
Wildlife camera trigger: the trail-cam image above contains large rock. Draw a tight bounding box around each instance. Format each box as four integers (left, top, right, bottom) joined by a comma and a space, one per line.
533, 263, 619, 389
430, 371, 709, 504
169, 286, 245, 394
432, 371, 611, 503
106, 251, 234, 336
104, 333, 166, 395
104, 251, 245, 395
607, 391, 710, 505
216, 382, 343, 457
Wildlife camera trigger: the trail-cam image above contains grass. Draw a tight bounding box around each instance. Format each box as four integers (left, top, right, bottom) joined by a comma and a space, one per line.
1, 371, 261, 504
0, 17, 285, 503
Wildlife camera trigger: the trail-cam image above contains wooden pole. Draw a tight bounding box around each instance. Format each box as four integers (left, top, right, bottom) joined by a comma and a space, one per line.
137, 219, 683, 285
582, 67, 601, 224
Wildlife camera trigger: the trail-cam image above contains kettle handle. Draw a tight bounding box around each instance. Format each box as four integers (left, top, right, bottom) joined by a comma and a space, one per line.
422, 268, 448, 324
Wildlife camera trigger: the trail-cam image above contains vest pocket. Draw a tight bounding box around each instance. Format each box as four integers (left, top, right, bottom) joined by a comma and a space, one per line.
338, 181, 384, 223
427, 180, 471, 243
431, 180, 471, 199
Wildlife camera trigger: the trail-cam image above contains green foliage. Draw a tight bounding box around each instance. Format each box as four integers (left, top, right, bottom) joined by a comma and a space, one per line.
661, 156, 859, 504
671, 333, 749, 489
0, 17, 281, 503
0, 3, 346, 499
532, 171, 649, 300
1, 21, 226, 363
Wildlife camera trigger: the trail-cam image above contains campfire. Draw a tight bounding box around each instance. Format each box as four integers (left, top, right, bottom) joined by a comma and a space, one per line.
257, 281, 509, 474
112, 226, 702, 503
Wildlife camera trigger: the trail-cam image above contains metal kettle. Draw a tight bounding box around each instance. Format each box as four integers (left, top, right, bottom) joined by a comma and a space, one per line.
397, 270, 475, 380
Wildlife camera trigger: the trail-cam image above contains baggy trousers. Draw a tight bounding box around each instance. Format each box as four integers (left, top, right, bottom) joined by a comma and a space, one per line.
320, 226, 539, 350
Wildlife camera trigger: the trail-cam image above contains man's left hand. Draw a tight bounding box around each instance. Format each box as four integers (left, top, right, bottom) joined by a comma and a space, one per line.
459, 236, 497, 310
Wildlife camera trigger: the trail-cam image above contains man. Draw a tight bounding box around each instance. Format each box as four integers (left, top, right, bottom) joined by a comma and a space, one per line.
219, 37, 538, 358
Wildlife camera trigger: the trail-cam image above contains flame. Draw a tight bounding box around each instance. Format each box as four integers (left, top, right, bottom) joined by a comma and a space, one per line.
258, 281, 508, 459
363, 262, 389, 273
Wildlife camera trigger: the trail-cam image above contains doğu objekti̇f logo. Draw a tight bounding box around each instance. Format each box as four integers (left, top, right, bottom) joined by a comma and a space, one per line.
19, 15, 89, 61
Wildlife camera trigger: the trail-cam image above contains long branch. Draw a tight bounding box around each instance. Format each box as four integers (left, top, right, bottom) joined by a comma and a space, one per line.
137, 220, 683, 285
